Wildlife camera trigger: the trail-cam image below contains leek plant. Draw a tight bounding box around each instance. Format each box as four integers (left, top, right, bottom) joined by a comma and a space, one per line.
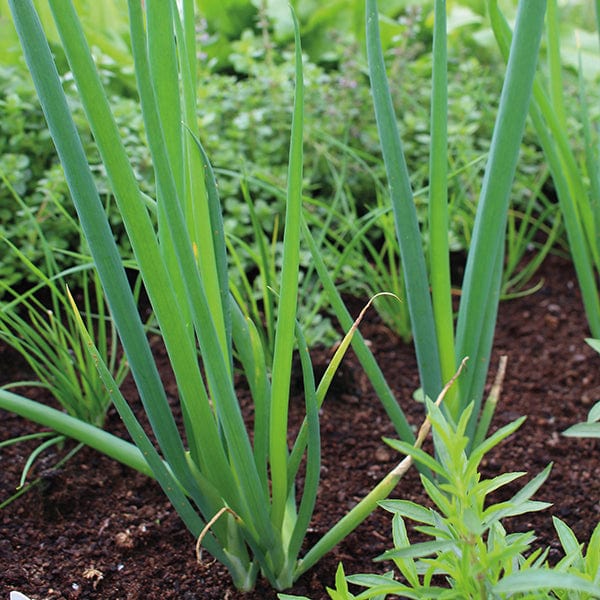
1, 0, 434, 591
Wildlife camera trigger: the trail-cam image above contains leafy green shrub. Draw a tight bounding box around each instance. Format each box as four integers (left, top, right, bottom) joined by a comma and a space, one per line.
0, 67, 73, 287
197, 0, 425, 69
281, 400, 600, 599
196, 29, 562, 345
0, 66, 153, 290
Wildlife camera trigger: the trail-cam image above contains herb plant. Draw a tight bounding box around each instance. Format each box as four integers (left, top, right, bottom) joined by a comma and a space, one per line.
0, 257, 128, 427
368, 402, 555, 598
281, 400, 600, 599
0, 67, 152, 289
0, 184, 134, 506
0, 181, 131, 426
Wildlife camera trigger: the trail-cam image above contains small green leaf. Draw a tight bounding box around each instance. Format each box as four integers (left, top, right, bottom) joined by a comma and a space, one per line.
563, 422, 600, 438
376, 540, 456, 562
588, 400, 600, 423
494, 569, 600, 595
378, 500, 437, 526
552, 516, 583, 560
585, 338, 600, 355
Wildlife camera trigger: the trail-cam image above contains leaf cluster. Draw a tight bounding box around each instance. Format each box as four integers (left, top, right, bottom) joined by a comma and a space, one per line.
282, 401, 600, 599
0, 66, 152, 291
1, 31, 565, 345
369, 402, 553, 597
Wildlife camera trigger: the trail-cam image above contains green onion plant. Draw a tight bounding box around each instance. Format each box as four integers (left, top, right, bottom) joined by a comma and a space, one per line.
349, 0, 547, 443
301, 0, 547, 451
489, 0, 600, 338
265, 5, 550, 572
0, 0, 444, 591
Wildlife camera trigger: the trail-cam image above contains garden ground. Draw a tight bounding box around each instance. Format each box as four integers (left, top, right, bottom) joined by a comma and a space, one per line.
1, 253, 599, 599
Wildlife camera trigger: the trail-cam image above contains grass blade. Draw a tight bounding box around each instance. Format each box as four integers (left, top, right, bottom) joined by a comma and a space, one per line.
302, 217, 414, 444
456, 0, 547, 437
489, 0, 600, 338
269, 7, 304, 532
366, 0, 443, 403
428, 0, 456, 412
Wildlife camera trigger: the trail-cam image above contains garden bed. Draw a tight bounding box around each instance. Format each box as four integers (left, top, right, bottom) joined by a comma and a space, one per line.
1, 253, 599, 599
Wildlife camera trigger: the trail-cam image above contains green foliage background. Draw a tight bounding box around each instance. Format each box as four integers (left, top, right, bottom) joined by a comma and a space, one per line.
1, 0, 597, 341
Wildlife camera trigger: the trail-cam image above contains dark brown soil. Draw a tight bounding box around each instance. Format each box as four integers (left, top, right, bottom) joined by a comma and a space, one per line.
1, 254, 599, 599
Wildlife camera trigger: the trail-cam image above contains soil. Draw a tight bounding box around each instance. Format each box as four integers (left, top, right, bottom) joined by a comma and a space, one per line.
1, 253, 599, 600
